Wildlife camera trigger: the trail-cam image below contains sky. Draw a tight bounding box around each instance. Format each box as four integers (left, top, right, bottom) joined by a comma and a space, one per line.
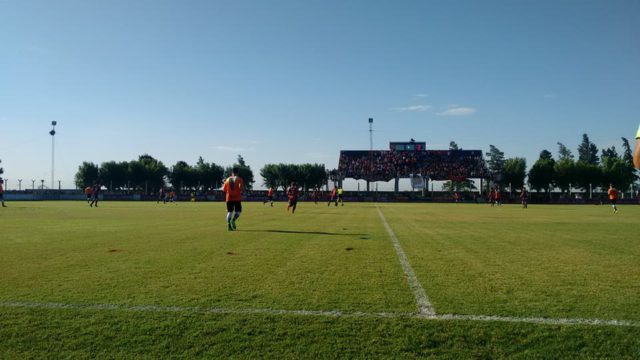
1, 0, 639, 190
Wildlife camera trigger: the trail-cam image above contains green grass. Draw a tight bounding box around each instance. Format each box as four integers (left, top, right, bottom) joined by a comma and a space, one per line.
1, 201, 639, 358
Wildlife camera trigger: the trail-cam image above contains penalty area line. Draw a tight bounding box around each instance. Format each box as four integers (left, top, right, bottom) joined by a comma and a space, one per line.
376, 206, 435, 316
1, 301, 638, 327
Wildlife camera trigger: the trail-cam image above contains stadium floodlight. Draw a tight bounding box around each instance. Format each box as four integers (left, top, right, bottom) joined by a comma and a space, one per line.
49, 121, 57, 190
18, 179, 22, 191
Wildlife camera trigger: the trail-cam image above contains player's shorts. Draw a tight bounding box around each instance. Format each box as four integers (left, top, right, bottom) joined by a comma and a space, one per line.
610, 198, 617, 205
267, 195, 273, 201
0, 193, 4, 200
338, 194, 343, 200
226, 201, 242, 212
288, 199, 298, 207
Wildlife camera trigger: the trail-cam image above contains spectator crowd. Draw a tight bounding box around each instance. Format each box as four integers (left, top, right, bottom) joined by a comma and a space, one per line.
338, 150, 489, 181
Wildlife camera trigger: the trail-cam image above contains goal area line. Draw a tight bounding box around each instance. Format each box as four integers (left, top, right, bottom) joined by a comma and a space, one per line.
1, 301, 638, 327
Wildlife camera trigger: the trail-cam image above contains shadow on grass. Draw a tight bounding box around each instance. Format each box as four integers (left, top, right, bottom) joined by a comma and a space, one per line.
239, 229, 369, 237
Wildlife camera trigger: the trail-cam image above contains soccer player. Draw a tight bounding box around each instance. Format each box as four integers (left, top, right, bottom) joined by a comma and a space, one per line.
608, 184, 619, 214
89, 183, 100, 207
157, 187, 165, 204
328, 186, 338, 207
222, 167, 244, 231
264, 186, 274, 207
312, 187, 320, 204
634, 124, 640, 169
494, 188, 502, 206
84, 185, 93, 204
337, 187, 344, 206
287, 182, 300, 214
519, 187, 529, 209
0, 178, 6, 207
488, 188, 496, 207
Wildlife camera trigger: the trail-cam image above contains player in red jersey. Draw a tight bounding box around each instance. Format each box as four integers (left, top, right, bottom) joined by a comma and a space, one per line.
287, 182, 301, 214
488, 189, 496, 207
222, 167, 244, 230
328, 186, 338, 207
608, 184, 618, 214
264, 186, 274, 207
494, 188, 502, 206
0, 178, 6, 207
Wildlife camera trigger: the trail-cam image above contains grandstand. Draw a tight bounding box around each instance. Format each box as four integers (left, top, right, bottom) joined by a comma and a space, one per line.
338, 141, 490, 191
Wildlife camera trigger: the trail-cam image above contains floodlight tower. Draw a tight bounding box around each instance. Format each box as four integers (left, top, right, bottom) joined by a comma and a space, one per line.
367, 118, 373, 192
49, 121, 57, 190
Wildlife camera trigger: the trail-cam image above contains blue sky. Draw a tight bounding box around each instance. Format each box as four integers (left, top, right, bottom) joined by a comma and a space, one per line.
1, 0, 638, 190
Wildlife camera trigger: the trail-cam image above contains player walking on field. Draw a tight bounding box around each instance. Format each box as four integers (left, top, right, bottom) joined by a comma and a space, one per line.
287, 182, 301, 214
608, 184, 619, 214
84, 185, 93, 204
0, 179, 7, 207
519, 187, 528, 208
89, 183, 101, 207
89, 183, 100, 207
264, 186, 274, 207
328, 186, 338, 207
337, 187, 344, 206
223, 167, 244, 231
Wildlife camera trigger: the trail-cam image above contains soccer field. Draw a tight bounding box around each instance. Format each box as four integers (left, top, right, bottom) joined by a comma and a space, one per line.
1, 201, 639, 358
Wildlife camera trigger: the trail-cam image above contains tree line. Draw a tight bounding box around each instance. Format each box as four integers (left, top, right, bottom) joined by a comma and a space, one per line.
75, 154, 255, 193
484, 134, 637, 194
75, 155, 329, 193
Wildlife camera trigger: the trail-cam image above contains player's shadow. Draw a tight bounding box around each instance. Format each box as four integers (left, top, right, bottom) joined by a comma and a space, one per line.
240, 229, 369, 237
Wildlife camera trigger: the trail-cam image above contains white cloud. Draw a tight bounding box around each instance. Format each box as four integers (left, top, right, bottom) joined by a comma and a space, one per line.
437, 107, 476, 116
413, 94, 429, 98
393, 105, 432, 112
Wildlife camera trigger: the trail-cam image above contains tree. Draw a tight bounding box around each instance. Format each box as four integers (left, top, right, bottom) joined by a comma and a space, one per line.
100, 161, 129, 191
137, 155, 168, 193
169, 161, 195, 191
260, 164, 280, 189
195, 156, 224, 191
74, 162, 99, 188
621, 137, 635, 166
226, 155, 254, 190
449, 141, 459, 150
528, 150, 555, 193
557, 142, 574, 161
573, 161, 601, 192
485, 145, 505, 188
442, 179, 476, 192
601, 146, 618, 162
0, 159, 3, 177
577, 134, 599, 165
601, 143, 635, 191
503, 157, 527, 192
553, 142, 578, 194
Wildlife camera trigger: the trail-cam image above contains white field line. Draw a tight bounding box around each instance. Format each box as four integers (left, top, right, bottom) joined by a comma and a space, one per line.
376, 206, 435, 316
1, 301, 639, 327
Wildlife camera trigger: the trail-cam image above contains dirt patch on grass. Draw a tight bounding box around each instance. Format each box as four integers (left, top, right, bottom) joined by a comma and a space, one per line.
108, 249, 124, 253
345, 247, 354, 251
226, 252, 238, 256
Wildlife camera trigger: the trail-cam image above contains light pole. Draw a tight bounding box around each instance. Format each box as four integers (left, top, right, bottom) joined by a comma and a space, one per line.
50, 121, 57, 190
18, 179, 22, 191
40, 179, 45, 191
31, 179, 35, 191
